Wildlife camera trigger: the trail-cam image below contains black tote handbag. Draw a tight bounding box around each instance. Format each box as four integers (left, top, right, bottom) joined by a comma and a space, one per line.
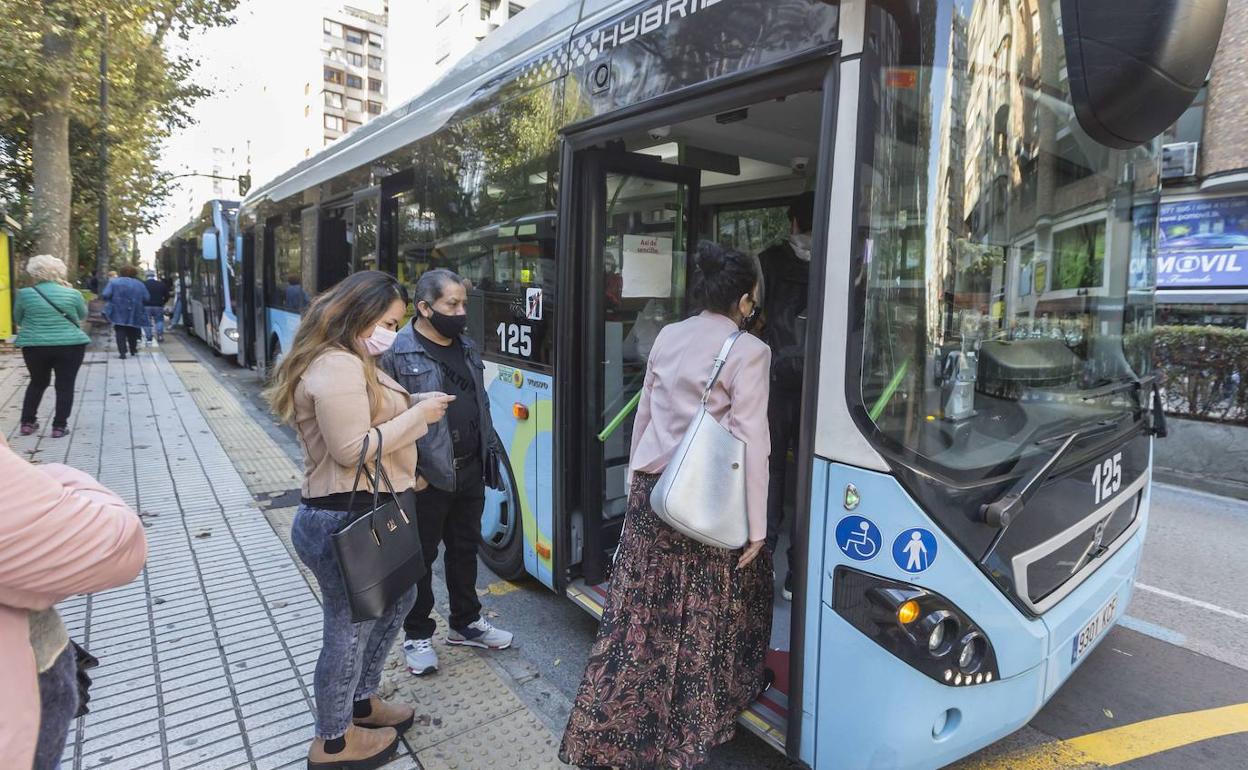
331, 429, 426, 623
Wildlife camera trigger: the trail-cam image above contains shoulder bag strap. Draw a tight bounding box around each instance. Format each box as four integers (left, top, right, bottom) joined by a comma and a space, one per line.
345, 431, 373, 514
31, 285, 79, 328
700, 331, 744, 405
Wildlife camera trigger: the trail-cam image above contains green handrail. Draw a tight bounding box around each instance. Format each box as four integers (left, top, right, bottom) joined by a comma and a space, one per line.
597, 390, 642, 442
868, 358, 911, 422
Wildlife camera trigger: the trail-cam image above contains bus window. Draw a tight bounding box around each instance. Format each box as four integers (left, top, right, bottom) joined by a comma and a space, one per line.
715, 203, 792, 258
392, 82, 560, 369
353, 194, 379, 272
272, 219, 307, 311
857, 2, 1160, 478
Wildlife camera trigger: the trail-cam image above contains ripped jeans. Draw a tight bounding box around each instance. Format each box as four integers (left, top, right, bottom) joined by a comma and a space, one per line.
291, 503, 418, 739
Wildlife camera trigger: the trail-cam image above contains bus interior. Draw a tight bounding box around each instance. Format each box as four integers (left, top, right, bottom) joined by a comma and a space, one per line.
566, 83, 826, 748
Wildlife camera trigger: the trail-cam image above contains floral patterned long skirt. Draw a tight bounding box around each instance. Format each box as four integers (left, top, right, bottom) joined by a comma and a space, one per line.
559, 472, 774, 769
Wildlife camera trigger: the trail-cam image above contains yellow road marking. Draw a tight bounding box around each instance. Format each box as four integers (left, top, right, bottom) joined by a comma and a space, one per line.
484, 580, 521, 597
967, 702, 1248, 769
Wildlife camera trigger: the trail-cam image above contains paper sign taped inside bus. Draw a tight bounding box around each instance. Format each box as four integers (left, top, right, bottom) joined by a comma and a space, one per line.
885, 68, 918, 89
622, 234, 673, 298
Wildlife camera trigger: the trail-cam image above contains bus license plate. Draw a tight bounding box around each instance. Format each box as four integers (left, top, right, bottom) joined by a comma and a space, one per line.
1071, 595, 1118, 664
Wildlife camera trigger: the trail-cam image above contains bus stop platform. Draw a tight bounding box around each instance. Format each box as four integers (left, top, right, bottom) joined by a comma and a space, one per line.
1, 334, 568, 770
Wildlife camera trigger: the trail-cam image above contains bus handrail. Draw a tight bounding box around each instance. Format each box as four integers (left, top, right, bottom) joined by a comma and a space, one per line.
597, 390, 642, 443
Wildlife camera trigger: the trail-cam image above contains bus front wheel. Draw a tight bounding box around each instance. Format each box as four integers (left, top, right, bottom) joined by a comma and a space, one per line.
479, 437, 525, 580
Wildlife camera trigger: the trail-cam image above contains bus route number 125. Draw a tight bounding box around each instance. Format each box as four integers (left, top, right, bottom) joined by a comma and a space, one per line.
496, 322, 532, 358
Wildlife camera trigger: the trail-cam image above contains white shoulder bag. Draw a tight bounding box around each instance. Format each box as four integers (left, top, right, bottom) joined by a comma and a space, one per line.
649, 331, 749, 550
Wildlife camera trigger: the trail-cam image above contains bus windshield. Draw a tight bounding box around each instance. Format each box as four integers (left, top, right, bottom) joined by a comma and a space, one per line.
858, 0, 1159, 478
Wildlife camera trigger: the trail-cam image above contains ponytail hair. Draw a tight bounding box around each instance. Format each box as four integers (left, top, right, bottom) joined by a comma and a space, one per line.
691, 240, 760, 316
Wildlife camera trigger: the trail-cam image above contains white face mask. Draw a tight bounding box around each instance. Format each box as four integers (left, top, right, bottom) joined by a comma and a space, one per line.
360, 325, 398, 356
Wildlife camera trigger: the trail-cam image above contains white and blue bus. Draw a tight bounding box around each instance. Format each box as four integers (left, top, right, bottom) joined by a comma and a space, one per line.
238, 1, 1223, 766
158, 199, 243, 358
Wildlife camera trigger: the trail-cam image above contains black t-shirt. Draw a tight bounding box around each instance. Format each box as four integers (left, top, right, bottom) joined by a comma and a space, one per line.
416, 329, 480, 459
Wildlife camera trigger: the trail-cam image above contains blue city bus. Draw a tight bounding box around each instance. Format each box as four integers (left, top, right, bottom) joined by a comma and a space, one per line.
158, 199, 242, 358
238, 1, 1222, 766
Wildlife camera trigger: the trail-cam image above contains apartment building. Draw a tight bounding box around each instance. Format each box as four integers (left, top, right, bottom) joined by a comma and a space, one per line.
1156, 0, 1248, 329
387, 0, 531, 103
319, 5, 389, 147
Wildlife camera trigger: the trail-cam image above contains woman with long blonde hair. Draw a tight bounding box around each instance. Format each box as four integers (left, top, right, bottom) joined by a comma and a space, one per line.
266, 270, 453, 770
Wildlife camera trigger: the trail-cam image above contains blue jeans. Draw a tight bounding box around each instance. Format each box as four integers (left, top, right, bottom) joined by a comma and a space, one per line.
144, 306, 165, 340
291, 503, 417, 739
170, 295, 184, 327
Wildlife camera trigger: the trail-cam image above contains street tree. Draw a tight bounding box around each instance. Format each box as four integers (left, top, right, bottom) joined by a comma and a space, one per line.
0, 0, 237, 279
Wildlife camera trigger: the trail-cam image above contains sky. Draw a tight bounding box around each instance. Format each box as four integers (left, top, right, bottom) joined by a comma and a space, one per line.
136, 0, 403, 265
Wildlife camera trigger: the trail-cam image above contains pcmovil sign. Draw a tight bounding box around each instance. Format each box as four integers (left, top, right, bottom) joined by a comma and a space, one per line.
1157, 197, 1248, 288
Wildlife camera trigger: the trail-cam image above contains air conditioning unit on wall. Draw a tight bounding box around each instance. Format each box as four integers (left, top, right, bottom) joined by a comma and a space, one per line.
1162, 141, 1199, 179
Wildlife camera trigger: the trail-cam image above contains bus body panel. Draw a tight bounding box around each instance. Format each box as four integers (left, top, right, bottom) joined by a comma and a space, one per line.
266, 307, 301, 362
486, 362, 556, 589
807, 461, 1148, 769
815, 608, 1045, 770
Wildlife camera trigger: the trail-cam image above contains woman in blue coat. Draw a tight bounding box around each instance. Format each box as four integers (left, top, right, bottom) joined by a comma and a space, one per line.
102, 265, 150, 359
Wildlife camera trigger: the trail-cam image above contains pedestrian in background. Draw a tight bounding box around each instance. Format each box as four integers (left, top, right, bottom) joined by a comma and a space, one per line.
102, 265, 149, 360
13, 255, 91, 438
380, 268, 512, 678
560, 242, 772, 770
142, 270, 169, 345
0, 435, 148, 770
170, 274, 187, 328
265, 270, 453, 770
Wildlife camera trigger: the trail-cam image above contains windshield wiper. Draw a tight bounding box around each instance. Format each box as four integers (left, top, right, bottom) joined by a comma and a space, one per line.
1080, 373, 1168, 437
978, 419, 1122, 530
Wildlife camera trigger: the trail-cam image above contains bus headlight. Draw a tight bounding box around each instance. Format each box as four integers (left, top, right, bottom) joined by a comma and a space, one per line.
958, 633, 987, 673
224, 328, 240, 341
833, 567, 999, 687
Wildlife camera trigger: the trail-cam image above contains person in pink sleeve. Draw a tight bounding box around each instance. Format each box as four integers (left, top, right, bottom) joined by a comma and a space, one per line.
0, 437, 148, 770
560, 241, 772, 770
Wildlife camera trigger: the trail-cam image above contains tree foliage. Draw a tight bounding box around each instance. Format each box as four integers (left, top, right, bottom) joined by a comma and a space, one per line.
0, 0, 237, 280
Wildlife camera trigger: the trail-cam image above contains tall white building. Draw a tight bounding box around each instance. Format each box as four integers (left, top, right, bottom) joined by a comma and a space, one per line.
388, 0, 532, 104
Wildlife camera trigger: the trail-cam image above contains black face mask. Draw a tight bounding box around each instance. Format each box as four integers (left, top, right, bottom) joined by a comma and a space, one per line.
425, 307, 468, 339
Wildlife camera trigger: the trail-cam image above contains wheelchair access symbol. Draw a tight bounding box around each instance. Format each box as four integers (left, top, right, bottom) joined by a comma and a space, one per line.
835, 515, 882, 561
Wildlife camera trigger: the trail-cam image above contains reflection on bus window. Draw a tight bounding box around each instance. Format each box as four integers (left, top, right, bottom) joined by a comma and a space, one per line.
272, 221, 307, 311
858, 2, 1160, 477
382, 82, 561, 368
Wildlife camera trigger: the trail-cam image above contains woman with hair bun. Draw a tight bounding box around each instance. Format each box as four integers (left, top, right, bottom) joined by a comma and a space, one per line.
561, 241, 772, 769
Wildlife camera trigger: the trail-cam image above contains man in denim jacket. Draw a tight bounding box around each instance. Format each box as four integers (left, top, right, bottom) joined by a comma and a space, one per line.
380, 268, 512, 676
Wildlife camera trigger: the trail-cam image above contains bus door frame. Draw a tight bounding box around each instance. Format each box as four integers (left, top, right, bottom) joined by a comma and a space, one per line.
239, 229, 257, 368
553, 44, 841, 759
568, 147, 701, 587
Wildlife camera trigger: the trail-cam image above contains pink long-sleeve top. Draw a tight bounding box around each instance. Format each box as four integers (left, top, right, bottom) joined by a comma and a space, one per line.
629, 311, 772, 542
0, 442, 148, 770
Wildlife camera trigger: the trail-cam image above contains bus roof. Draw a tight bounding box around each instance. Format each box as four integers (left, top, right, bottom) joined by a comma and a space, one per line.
243, 0, 597, 210
161, 199, 239, 247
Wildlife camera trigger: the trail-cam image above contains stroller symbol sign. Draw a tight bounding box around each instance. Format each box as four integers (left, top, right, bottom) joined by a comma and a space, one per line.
892, 528, 938, 573
835, 516, 882, 561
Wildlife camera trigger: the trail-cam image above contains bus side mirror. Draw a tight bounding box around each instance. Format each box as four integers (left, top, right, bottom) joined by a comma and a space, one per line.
202, 230, 219, 261
1061, 0, 1227, 149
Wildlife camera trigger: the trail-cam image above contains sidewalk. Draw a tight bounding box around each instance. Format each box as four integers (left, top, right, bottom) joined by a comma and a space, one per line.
1, 334, 567, 770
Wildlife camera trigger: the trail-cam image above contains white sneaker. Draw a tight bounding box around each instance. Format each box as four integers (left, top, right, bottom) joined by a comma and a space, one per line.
402, 638, 438, 676
446, 618, 513, 650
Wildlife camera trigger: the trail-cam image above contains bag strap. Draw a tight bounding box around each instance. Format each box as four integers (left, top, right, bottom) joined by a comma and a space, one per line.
31, 285, 79, 329
346, 431, 374, 513
701, 331, 744, 405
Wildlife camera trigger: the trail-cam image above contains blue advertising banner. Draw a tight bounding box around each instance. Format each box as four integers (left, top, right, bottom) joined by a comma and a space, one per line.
1157, 197, 1248, 288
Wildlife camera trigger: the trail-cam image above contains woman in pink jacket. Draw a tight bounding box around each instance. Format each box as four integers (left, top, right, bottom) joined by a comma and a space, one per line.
561, 242, 772, 769
0, 437, 148, 770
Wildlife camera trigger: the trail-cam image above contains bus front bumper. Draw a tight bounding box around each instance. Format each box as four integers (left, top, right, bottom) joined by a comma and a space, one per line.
814, 522, 1146, 770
